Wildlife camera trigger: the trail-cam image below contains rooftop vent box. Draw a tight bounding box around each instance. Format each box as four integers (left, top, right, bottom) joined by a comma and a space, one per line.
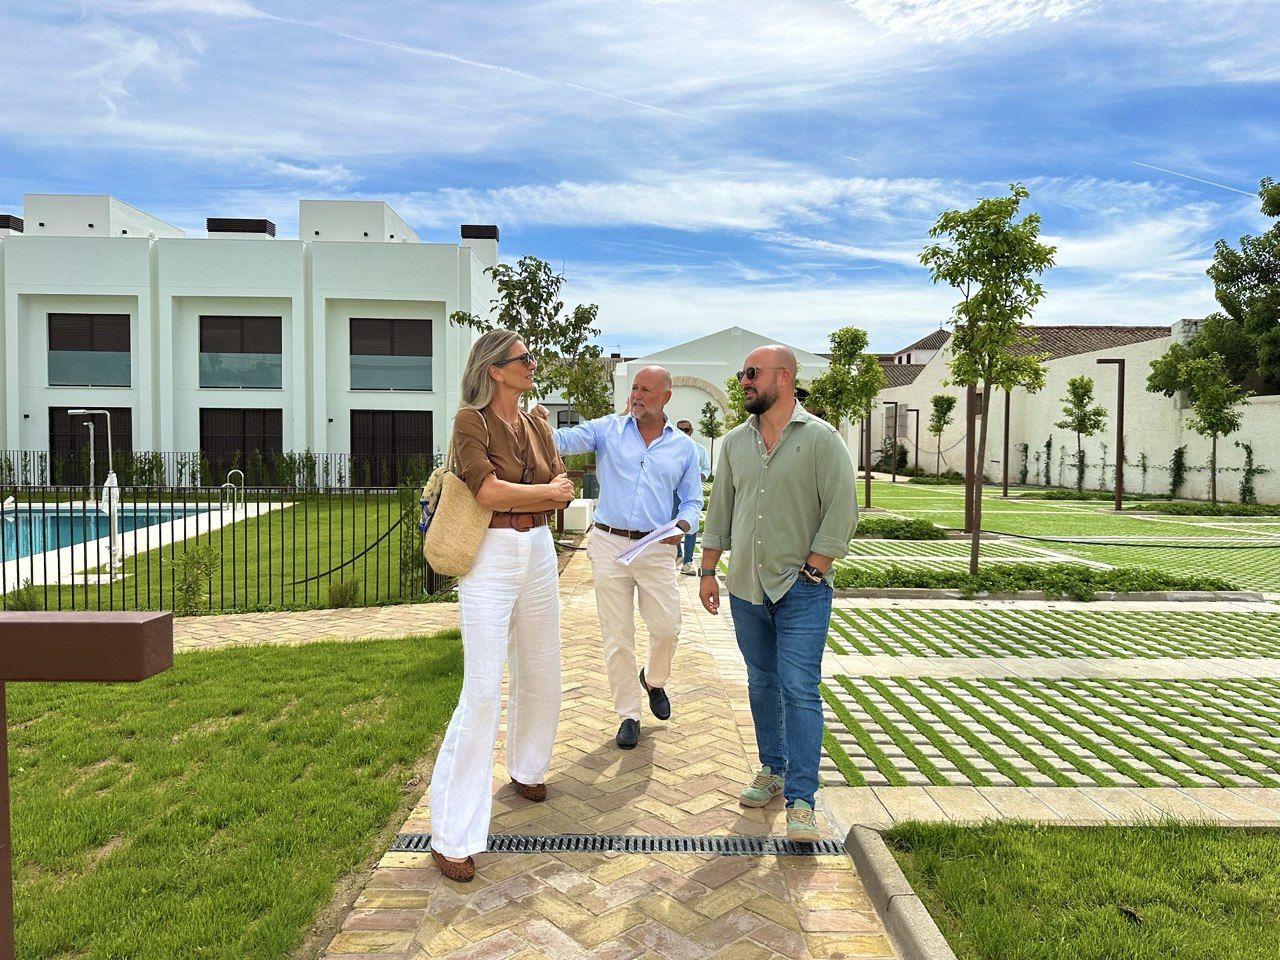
207, 217, 276, 239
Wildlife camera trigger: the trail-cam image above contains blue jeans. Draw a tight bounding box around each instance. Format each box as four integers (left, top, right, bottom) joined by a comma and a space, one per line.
730, 578, 832, 808
681, 531, 696, 564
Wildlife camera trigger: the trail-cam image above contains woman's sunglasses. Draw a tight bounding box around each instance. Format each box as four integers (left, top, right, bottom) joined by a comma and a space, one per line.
494, 352, 536, 368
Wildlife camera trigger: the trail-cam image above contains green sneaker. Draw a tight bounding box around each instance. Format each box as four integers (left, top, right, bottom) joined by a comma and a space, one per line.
786, 800, 820, 843
739, 765, 784, 808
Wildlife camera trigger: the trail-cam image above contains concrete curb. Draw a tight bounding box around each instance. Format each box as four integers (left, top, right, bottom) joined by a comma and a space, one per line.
833, 587, 1264, 602
844, 825, 958, 960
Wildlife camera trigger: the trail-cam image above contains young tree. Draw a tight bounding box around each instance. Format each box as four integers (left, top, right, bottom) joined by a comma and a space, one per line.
927, 393, 958, 475
698, 401, 723, 474
450, 256, 602, 404
806, 326, 888, 429
1054, 375, 1108, 491
1170, 354, 1251, 503
558, 355, 615, 421
920, 183, 1055, 573
723, 374, 747, 429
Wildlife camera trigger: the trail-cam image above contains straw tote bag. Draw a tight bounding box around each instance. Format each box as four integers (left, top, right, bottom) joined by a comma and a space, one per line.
421, 423, 493, 577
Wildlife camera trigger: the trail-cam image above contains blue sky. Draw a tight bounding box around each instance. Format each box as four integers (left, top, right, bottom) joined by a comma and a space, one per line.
2, 0, 1276, 356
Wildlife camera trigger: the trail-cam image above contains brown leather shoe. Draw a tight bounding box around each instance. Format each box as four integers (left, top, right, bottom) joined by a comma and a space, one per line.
511, 778, 547, 802
431, 848, 475, 882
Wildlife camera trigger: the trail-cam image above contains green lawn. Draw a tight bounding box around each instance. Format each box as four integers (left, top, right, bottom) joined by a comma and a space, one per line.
889, 822, 1280, 960
20, 491, 426, 613
863, 482, 1280, 591
12, 632, 462, 959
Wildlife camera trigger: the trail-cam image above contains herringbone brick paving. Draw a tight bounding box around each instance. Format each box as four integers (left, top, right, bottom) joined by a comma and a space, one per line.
321, 538, 895, 960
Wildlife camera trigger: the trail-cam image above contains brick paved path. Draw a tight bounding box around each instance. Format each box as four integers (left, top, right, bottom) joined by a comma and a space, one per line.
320, 541, 896, 960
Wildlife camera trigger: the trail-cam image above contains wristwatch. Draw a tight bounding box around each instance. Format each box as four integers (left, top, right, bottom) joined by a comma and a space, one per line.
699, 568, 718, 578
799, 563, 824, 583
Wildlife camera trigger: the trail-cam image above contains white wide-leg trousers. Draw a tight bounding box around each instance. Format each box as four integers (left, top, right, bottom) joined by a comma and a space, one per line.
586, 529, 682, 722
428, 526, 561, 858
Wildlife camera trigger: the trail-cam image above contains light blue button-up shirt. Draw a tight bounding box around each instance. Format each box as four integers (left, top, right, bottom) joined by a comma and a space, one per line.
554, 414, 704, 533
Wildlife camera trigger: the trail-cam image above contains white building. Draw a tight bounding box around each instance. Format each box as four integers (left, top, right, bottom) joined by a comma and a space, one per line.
611, 326, 837, 470
0, 195, 496, 485
864, 323, 1280, 503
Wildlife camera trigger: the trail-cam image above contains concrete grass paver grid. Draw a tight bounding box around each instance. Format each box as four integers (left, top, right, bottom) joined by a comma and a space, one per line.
828, 607, 1280, 659
820, 675, 1280, 790
840, 540, 1042, 559
1057, 542, 1280, 593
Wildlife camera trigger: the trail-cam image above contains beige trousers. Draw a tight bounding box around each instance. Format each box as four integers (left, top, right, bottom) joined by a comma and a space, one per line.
585, 528, 682, 721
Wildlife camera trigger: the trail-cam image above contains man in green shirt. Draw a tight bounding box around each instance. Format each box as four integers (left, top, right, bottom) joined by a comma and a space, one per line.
698, 344, 856, 842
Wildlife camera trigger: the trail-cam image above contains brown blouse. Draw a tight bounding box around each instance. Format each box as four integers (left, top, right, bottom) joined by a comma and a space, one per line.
452, 406, 568, 513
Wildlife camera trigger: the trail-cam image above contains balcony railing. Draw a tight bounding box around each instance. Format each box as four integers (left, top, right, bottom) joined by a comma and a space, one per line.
199, 352, 283, 389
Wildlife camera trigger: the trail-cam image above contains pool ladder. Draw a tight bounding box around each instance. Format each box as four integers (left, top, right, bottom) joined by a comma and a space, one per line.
220, 469, 244, 514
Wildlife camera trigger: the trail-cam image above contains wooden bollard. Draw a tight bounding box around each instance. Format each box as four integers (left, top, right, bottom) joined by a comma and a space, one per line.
0, 612, 173, 959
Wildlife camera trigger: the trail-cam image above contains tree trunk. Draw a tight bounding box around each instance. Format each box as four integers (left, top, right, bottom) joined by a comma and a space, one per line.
970, 383, 992, 575
1211, 434, 1218, 504
936, 437, 942, 476
709, 437, 715, 476
1075, 434, 1083, 492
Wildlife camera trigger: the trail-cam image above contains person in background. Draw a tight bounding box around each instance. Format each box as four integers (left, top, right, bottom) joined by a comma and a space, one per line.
698, 344, 855, 843
674, 418, 711, 576
549, 365, 702, 750
428, 329, 574, 882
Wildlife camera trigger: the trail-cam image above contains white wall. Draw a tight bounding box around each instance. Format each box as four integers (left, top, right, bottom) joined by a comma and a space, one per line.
859, 337, 1280, 503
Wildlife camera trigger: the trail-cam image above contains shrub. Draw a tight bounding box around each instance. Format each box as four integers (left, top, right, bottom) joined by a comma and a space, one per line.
327, 577, 362, 608
832, 563, 1236, 600
872, 441, 909, 474
172, 544, 221, 616
909, 470, 965, 485
855, 516, 946, 540
4, 579, 44, 611
1016, 489, 1170, 502
1126, 501, 1280, 517
1169, 445, 1188, 497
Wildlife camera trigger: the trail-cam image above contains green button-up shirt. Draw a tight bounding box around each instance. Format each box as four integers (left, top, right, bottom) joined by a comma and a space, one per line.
702, 400, 857, 604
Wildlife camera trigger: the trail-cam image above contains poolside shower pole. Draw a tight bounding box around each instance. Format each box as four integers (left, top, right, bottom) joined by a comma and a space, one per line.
84, 421, 95, 503
69, 410, 118, 570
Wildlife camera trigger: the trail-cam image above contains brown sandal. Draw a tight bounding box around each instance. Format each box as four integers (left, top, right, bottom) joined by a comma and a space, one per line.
431, 848, 475, 882
511, 779, 547, 802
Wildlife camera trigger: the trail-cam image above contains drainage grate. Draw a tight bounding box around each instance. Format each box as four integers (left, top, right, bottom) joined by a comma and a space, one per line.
390, 833, 846, 857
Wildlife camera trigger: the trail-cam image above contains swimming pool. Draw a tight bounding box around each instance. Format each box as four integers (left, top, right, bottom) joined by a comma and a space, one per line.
1, 504, 213, 561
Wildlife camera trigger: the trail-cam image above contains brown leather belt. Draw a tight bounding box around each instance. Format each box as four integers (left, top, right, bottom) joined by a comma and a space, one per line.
593, 522, 651, 540
490, 512, 550, 531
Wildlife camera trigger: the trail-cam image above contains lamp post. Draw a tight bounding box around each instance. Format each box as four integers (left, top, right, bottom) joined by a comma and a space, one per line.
907, 407, 920, 476
884, 401, 899, 483
1001, 388, 1011, 498
862, 406, 872, 508
1096, 358, 1125, 511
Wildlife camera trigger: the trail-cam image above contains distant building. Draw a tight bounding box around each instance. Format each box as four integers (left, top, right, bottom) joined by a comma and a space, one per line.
864, 323, 1280, 503
0, 195, 497, 484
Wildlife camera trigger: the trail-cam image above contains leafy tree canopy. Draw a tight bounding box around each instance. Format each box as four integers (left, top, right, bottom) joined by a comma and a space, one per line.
806, 326, 887, 426
723, 374, 747, 429
928, 393, 958, 436
449, 255, 602, 402
1160, 178, 1280, 391
1054, 375, 1108, 438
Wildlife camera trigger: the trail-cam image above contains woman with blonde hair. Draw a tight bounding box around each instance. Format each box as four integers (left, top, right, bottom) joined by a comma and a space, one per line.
428, 329, 574, 882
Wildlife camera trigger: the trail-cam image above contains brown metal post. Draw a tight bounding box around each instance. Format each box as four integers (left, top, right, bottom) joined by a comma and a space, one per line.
1098, 359, 1125, 511
1001, 388, 1011, 498
908, 407, 920, 476
885, 401, 899, 484
0, 682, 10, 960
0, 612, 173, 957
964, 385, 976, 533
862, 408, 872, 508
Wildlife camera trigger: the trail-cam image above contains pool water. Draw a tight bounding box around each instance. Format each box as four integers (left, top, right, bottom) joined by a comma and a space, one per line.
1, 504, 212, 561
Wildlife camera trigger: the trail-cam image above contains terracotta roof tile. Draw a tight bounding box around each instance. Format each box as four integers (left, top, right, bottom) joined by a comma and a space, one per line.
879, 362, 926, 387
1015, 325, 1170, 360
899, 329, 951, 353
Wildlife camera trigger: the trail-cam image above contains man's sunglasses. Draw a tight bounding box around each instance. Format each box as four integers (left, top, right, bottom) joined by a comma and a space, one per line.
736, 365, 784, 382
494, 352, 536, 368
678, 426, 693, 434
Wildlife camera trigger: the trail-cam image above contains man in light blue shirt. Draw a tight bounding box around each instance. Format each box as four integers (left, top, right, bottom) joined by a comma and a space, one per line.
552, 365, 703, 750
